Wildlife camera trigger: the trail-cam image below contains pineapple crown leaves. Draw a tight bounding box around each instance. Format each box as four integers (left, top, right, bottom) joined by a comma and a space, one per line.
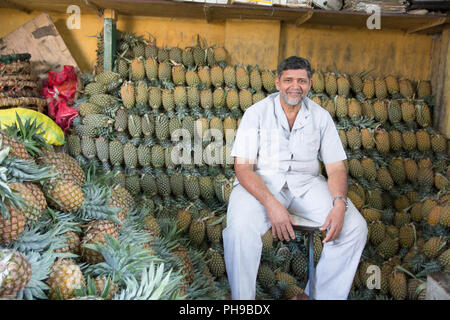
73, 275, 113, 300
84, 234, 158, 286
77, 184, 122, 225
4, 157, 57, 183
113, 262, 183, 300
415, 260, 442, 279
11, 219, 76, 254
3, 112, 48, 157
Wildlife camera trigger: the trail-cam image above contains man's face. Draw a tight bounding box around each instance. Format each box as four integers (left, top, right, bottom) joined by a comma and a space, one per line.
275, 69, 312, 107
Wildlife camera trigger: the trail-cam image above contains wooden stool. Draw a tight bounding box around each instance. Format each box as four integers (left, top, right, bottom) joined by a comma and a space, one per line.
289, 214, 322, 300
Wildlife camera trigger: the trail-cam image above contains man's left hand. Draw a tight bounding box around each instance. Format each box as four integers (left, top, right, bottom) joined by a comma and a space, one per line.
319, 203, 346, 243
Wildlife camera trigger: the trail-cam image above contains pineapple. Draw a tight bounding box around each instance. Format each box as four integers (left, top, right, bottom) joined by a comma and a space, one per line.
337, 73, 351, 97
334, 95, 348, 119
375, 129, 390, 153
47, 258, 86, 300
401, 100, 416, 123
182, 47, 195, 68
145, 58, 158, 81
399, 78, 415, 98
261, 69, 276, 93
9, 182, 47, 223
121, 81, 135, 109
387, 100, 402, 124
375, 77, 388, 99
249, 66, 262, 91
416, 129, 431, 152
109, 140, 124, 167
189, 218, 206, 247
311, 70, 325, 93
81, 219, 119, 265
325, 72, 337, 96
376, 167, 394, 191
213, 46, 227, 66
362, 76, 375, 99
401, 130, 417, 151
148, 86, 162, 111
257, 264, 276, 289
198, 66, 211, 88
346, 127, 362, 151
161, 89, 175, 113
373, 100, 388, 123
417, 80, 431, 98
239, 88, 253, 112
347, 98, 362, 118
0, 131, 31, 160
44, 179, 84, 213
422, 237, 446, 259
0, 249, 32, 298
210, 65, 224, 88
207, 248, 226, 278
415, 102, 432, 127
388, 269, 407, 300
385, 75, 399, 95
130, 57, 146, 81
158, 61, 172, 82
236, 65, 249, 90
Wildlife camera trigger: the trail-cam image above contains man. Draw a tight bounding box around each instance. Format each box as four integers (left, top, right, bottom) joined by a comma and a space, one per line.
222, 56, 368, 300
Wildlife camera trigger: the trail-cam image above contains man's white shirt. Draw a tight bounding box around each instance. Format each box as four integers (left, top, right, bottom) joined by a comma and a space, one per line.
231, 92, 347, 197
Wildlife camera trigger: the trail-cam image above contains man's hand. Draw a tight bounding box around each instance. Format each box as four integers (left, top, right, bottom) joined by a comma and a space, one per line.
319, 202, 346, 243
266, 200, 296, 242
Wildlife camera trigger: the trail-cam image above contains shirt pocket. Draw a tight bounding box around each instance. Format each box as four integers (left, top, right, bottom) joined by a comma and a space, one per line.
291, 130, 320, 161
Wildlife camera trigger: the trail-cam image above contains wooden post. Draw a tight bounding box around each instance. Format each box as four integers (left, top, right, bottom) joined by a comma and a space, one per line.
434, 26, 450, 138
103, 9, 117, 72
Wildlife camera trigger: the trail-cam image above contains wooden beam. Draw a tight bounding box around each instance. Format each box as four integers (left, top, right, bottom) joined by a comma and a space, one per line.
0, 0, 32, 13
295, 11, 313, 28
406, 17, 447, 34
85, 0, 104, 17
203, 4, 211, 24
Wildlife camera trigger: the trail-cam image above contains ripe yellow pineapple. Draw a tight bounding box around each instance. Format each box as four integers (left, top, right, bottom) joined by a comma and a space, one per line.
0, 249, 32, 298
47, 258, 86, 300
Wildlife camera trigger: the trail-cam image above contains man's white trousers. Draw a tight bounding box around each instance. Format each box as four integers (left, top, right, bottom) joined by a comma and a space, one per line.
222, 177, 368, 300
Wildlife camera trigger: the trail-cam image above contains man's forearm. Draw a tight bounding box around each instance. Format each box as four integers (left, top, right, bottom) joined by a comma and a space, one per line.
326, 163, 348, 206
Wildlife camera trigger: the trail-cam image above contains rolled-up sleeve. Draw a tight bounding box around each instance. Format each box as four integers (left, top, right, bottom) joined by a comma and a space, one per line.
231, 108, 259, 161
319, 112, 347, 164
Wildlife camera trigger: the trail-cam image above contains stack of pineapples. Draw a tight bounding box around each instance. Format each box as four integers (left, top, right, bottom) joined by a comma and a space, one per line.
0, 116, 228, 300
305, 69, 449, 300
66, 32, 282, 299
67, 30, 448, 300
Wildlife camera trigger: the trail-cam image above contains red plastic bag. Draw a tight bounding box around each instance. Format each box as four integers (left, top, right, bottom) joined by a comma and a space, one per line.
42, 65, 79, 132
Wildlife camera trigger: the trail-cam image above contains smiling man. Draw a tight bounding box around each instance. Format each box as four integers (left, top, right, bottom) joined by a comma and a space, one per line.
222, 56, 368, 300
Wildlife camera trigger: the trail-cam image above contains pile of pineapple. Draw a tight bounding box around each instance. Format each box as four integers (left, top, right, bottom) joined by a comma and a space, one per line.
307, 69, 449, 300
72, 30, 449, 300
0, 117, 230, 300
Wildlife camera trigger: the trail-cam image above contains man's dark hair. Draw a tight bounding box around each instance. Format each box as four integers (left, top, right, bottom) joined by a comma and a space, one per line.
277, 56, 311, 80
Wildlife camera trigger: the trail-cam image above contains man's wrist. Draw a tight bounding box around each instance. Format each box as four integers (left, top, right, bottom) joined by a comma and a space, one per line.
332, 196, 348, 210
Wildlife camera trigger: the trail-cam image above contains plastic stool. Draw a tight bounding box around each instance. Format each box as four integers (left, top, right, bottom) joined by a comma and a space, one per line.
289, 214, 321, 300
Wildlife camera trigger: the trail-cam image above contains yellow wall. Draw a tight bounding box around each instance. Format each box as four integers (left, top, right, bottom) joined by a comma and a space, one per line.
0, 8, 435, 80
0, 8, 448, 136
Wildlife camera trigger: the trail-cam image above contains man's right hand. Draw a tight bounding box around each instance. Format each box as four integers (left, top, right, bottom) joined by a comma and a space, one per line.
266, 200, 296, 242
